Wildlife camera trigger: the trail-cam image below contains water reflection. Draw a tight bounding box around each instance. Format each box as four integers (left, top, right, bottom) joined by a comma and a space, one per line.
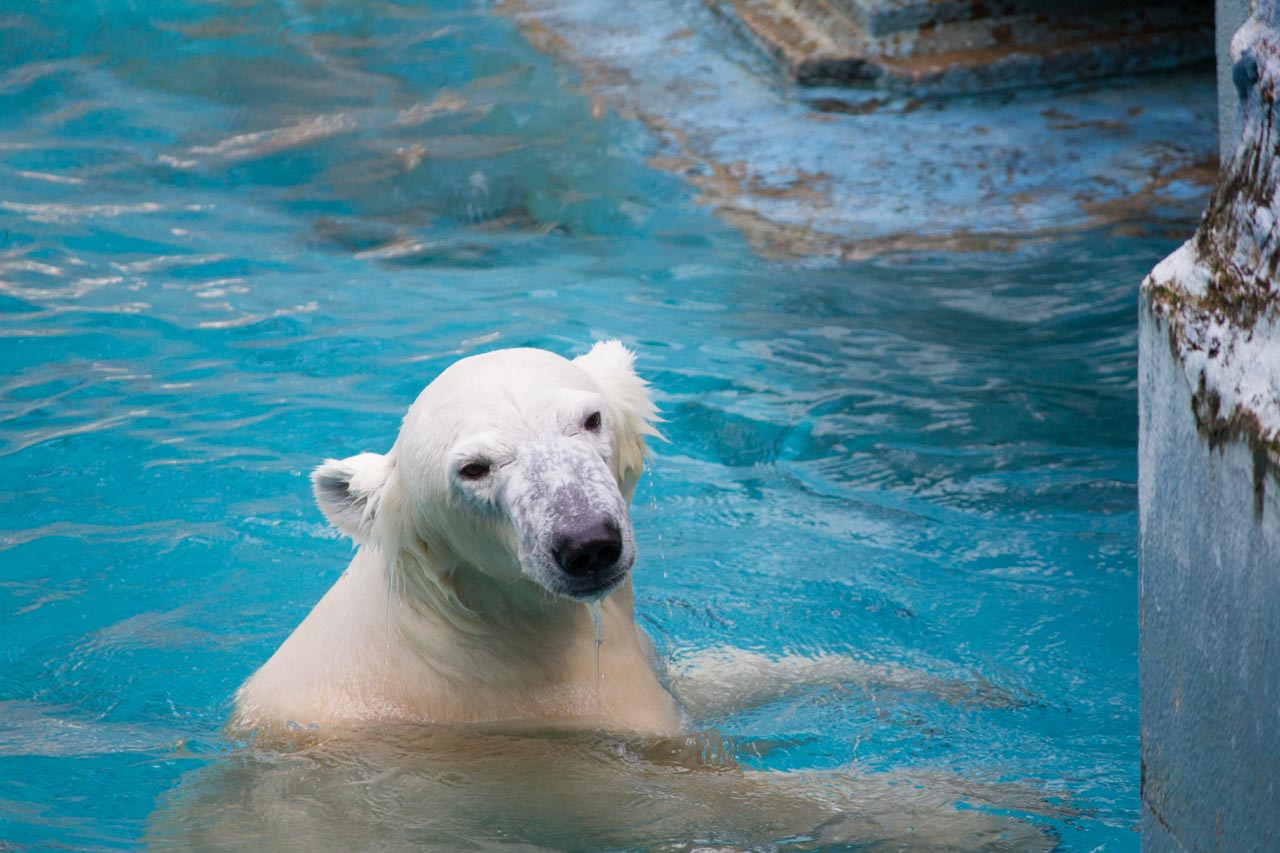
151, 724, 1056, 852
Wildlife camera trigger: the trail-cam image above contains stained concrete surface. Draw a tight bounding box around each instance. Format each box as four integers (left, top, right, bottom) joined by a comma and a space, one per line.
1139, 0, 1280, 848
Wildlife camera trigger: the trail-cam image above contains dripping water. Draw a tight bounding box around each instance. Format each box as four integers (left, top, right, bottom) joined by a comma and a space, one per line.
644, 458, 668, 578
587, 599, 603, 718
385, 561, 394, 652
384, 557, 398, 685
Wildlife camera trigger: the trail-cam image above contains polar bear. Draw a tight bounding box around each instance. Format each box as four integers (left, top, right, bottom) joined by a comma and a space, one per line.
185, 342, 1055, 849
230, 341, 684, 737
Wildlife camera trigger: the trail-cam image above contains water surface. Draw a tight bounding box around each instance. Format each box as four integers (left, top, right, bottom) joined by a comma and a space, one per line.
0, 1, 1214, 850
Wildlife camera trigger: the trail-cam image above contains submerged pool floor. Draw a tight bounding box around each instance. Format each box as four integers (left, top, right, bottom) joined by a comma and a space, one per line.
0, 1, 1216, 850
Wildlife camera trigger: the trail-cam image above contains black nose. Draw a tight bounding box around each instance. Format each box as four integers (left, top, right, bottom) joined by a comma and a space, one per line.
553, 517, 623, 578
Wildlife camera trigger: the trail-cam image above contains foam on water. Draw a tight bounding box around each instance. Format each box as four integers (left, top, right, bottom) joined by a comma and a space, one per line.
0, 0, 1217, 850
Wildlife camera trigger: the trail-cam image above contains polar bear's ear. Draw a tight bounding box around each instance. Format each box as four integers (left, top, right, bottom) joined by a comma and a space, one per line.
312, 452, 394, 543
573, 340, 662, 492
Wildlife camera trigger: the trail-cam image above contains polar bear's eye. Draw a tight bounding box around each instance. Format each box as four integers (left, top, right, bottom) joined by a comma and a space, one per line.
458, 462, 491, 481
583, 411, 602, 432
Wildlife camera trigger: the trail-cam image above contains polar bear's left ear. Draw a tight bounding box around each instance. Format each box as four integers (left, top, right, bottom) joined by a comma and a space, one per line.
312, 452, 394, 544
573, 340, 662, 494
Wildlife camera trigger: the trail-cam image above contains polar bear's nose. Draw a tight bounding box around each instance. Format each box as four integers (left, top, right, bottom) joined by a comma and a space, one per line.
553, 517, 623, 578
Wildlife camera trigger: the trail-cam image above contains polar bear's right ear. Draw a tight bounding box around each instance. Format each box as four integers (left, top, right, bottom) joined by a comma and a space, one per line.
573, 340, 662, 495
312, 452, 394, 544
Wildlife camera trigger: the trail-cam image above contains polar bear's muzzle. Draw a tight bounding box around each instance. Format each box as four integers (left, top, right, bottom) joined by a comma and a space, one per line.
505, 438, 635, 601
543, 511, 630, 600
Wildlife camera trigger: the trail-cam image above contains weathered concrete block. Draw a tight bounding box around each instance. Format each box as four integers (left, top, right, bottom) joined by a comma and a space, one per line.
1138, 308, 1280, 851
1139, 1, 1280, 849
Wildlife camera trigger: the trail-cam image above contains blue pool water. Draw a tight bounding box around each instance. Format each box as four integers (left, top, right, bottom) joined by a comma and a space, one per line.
0, 1, 1215, 849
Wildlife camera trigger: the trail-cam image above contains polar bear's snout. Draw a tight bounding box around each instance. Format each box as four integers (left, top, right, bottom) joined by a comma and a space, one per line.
506, 437, 636, 600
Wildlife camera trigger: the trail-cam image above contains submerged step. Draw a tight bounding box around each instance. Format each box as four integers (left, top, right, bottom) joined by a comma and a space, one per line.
706, 0, 1213, 92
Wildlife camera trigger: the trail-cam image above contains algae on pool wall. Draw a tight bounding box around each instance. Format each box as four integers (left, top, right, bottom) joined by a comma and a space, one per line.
1139, 0, 1280, 848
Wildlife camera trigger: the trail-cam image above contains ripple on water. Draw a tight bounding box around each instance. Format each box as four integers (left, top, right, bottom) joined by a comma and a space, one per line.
0, 0, 1195, 849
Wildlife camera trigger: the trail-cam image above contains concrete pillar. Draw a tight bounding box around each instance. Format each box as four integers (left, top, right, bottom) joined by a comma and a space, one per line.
1140, 1, 1280, 849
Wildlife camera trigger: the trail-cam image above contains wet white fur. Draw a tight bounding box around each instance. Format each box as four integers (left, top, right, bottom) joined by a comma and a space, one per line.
230, 342, 681, 737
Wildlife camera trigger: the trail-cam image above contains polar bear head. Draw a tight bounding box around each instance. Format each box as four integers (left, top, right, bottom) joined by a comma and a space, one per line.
310, 341, 660, 605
